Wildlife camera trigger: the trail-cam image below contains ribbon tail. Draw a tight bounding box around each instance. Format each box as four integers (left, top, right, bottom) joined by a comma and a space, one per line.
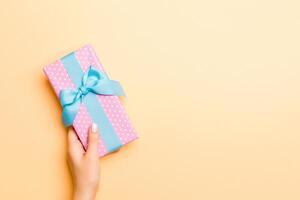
62, 100, 81, 127
109, 80, 126, 96
91, 80, 126, 96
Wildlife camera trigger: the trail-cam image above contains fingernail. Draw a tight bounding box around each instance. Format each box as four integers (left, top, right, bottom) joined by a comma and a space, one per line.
91, 123, 98, 133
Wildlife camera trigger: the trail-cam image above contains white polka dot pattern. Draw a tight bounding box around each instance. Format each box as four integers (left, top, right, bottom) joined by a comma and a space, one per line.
44, 45, 138, 157
43, 60, 75, 96
73, 105, 108, 156
74, 44, 104, 72
98, 95, 138, 144
75, 45, 138, 145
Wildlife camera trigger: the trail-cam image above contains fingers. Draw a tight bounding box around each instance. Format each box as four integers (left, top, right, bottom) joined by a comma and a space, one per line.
68, 128, 85, 161
86, 123, 99, 157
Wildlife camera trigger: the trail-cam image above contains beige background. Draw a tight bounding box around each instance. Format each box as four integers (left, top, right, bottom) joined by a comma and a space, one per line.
0, 0, 300, 199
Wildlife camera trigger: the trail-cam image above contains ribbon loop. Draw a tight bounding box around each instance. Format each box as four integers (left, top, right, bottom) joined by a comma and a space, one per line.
59, 66, 125, 127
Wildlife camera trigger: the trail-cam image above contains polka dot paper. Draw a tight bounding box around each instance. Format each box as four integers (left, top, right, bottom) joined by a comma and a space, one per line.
43, 44, 138, 157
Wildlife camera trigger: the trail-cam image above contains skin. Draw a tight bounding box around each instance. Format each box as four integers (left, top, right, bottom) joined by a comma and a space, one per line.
67, 125, 100, 200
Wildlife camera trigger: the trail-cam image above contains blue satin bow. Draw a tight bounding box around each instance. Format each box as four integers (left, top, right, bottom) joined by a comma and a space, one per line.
59, 66, 125, 127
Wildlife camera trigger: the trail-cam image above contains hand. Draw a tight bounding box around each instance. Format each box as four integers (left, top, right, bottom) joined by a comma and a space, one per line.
67, 123, 100, 200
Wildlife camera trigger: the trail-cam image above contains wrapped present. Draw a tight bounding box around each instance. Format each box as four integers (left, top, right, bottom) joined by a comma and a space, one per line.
43, 45, 138, 157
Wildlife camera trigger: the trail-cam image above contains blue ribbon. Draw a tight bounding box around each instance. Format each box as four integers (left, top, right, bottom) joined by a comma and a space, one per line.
60, 52, 125, 152
60, 66, 125, 126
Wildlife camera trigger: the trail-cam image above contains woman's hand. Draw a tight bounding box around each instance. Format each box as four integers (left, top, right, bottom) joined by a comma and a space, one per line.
67, 123, 100, 200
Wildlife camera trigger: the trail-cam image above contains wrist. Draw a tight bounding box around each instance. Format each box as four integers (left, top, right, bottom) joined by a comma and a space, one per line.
73, 187, 96, 200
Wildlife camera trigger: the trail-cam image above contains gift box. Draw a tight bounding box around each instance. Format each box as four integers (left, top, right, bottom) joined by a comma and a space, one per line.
43, 44, 138, 157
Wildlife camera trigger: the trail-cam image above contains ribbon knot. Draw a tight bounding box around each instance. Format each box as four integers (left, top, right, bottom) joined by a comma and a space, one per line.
59, 66, 125, 127
78, 86, 88, 97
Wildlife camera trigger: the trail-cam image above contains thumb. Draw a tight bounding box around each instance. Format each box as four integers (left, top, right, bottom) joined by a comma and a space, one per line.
86, 123, 99, 157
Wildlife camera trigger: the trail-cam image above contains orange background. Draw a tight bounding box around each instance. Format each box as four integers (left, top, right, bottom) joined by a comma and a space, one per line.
0, 0, 300, 199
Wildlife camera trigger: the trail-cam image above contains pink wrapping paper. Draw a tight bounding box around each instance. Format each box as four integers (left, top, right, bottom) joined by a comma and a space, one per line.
44, 45, 138, 157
